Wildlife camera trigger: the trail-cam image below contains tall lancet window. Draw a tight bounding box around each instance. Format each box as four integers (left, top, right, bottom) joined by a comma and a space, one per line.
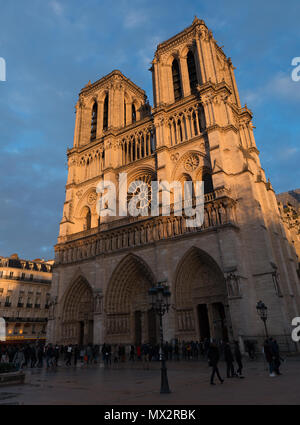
187, 51, 198, 92
124, 100, 127, 126
132, 104, 136, 123
103, 94, 109, 131
172, 58, 182, 102
90, 102, 98, 141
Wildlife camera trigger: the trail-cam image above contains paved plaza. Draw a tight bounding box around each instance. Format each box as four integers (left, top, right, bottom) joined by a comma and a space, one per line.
1, 357, 300, 405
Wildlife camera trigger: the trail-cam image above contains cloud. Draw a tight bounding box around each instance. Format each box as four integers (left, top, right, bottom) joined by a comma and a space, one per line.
268, 72, 300, 102
243, 72, 300, 108
49, 0, 63, 17
123, 10, 147, 29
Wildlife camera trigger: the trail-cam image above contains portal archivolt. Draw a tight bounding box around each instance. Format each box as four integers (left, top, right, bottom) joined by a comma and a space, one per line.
61, 276, 94, 345
104, 254, 157, 344
175, 247, 229, 341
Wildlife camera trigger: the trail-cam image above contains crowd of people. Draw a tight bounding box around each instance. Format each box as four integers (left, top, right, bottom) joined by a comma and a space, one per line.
0, 337, 284, 385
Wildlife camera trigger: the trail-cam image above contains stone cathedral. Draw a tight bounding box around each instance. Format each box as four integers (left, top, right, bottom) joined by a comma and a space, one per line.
47, 18, 300, 350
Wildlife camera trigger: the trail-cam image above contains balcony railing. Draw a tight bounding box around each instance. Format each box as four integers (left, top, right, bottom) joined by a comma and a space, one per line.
0, 275, 51, 284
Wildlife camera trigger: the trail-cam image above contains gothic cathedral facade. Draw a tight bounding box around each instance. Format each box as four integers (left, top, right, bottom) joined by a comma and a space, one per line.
47, 18, 300, 351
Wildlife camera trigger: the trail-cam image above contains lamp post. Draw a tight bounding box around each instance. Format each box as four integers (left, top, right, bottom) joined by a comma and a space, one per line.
148, 281, 171, 394
256, 300, 269, 338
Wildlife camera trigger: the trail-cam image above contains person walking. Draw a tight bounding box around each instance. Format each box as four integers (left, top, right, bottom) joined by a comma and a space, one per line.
234, 341, 244, 378
129, 345, 135, 361
13, 348, 25, 371
224, 342, 236, 378
263, 339, 275, 377
66, 344, 72, 366
207, 342, 224, 385
270, 338, 282, 375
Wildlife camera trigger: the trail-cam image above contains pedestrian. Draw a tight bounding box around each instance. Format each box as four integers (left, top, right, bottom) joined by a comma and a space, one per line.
129, 345, 135, 361
207, 342, 224, 385
270, 339, 282, 375
13, 348, 25, 371
234, 341, 244, 378
263, 339, 275, 377
66, 344, 72, 366
224, 342, 236, 378
80, 346, 85, 363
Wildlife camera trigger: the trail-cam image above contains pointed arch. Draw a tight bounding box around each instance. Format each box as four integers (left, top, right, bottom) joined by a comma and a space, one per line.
103, 93, 109, 130
174, 246, 225, 308
61, 275, 94, 344
187, 50, 198, 92
174, 246, 228, 341
105, 254, 156, 315
132, 103, 136, 123
172, 58, 182, 102
81, 206, 91, 230
90, 101, 98, 140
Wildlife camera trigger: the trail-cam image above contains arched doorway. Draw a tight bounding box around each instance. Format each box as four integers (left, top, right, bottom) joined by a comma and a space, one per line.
105, 254, 157, 345
61, 276, 94, 345
175, 247, 230, 342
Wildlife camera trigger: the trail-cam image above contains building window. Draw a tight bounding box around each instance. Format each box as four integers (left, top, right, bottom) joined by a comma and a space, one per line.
187, 51, 198, 92
18, 291, 24, 308
90, 102, 98, 141
103, 94, 109, 131
21, 272, 25, 280
82, 206, 91, 231
26, 292, 33, 308
9, 271, 13, 278
124, 100, 126, 126
132, 104, 136, 123
45, 293, 50, 309
35, 292, 41, 309
172, 58, 182, 102
5, 290, 12, 307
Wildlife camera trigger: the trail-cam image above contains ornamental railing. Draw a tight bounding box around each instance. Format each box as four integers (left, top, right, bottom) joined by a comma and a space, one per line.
55, 188, 237, 265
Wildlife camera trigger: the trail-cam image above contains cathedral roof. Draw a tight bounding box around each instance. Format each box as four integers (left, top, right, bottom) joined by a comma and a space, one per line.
155, 17, 207, 55
80, 69, 147, 99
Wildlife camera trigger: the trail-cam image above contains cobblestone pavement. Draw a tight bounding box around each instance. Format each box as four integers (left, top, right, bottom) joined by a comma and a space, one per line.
0, 358, 300, 405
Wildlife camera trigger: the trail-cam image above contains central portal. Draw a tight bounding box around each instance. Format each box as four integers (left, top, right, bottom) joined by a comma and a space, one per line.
105, 254, 157, 345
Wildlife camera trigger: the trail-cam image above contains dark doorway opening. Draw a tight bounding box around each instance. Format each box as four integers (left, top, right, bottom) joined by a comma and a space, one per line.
148, 309, 157, 345
197, 304, 210, 340
88, 320, 94, 344
214, 302, 228, 342
134, 311, 142, 345
79, 321, 84, 345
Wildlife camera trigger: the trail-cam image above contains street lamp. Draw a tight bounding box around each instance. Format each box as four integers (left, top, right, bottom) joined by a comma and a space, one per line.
256, 300, 269, 338
148, 281, 171, 394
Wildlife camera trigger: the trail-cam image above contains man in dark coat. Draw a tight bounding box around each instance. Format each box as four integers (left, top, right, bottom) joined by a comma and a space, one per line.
234, 341, 244, 378
270, 338, 282, 375
207, 343, 224, 385
264, 339, 275, 377
224, 342, 236, 378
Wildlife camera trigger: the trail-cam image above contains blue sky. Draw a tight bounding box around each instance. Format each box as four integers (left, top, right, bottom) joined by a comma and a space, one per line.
0, 0, 299, 260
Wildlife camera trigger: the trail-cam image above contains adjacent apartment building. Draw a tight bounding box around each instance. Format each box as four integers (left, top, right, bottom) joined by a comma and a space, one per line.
0, 254, 53, 343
